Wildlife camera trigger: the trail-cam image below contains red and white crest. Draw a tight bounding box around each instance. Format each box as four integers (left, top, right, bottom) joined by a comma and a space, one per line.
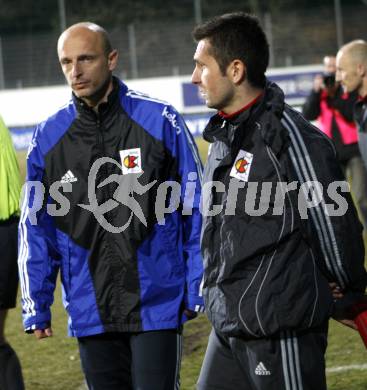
119, 148, 143, 174
230, 149, 253, 182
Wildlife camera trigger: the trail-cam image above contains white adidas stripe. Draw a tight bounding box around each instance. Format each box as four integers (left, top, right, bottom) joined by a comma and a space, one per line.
281, 111, 349, 288
285, 110, 349, 285
280, 330, 304, 390
282, 119, 338, 282
18, 195, 29, 313
19, 184, 31, 314
126, 90, 169, 105
18, 182, 36, 317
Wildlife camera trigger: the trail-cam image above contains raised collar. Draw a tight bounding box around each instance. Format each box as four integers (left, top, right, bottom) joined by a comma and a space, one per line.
218, 92, 264, 120
358, 94, 367, 104
73, 76, 120, 121
203, 80, 289, 156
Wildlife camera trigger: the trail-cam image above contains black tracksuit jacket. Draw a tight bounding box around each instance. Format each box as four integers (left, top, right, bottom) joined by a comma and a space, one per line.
201, 81, 367, 338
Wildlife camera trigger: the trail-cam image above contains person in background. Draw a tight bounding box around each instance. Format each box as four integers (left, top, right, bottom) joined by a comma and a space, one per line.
336, 40, 367, 172
191, 12, 367, 390
0, 115, 24, 390
303, 55, 367, 229
18, 22, 203, 390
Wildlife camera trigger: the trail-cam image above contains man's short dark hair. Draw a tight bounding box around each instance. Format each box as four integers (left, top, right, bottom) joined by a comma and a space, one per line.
192, 12, 269, 88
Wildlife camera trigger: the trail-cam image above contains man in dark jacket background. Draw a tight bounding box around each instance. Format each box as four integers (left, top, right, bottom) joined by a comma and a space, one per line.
303, 55, 367, 229
192, 12, 367, 390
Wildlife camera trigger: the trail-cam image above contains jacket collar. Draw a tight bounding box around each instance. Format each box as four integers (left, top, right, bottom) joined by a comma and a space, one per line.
203, 80, 290, 156
357, 94, 367, 103
72, 76, 121, 122
354, 97, 367, 126
218, 92, 263, 120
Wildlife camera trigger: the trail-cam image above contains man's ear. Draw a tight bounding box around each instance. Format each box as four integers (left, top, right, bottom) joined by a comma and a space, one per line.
228, 59, 246, 84
357, 63, 366, 78
108, 49, 118, 71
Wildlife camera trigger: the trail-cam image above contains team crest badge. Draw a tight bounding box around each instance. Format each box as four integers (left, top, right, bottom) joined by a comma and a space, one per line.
119, 148, 143, 174
230, 149, 253, 182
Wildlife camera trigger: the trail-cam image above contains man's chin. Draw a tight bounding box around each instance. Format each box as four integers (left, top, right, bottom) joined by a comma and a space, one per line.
341, 84, 356, 94
341, 85, 349, 94
206, 100, 217, 110
73, 89, 90, 98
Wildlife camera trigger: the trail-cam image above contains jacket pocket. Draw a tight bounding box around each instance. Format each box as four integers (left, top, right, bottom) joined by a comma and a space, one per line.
235, 253, 279, 337
236, 234, 332, 337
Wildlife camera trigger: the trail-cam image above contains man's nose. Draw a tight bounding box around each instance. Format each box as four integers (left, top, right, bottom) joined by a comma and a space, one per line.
191, 66, 200, 84
71, 62, 82, 77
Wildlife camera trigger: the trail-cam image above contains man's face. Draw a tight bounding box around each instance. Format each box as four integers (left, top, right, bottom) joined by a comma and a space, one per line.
191, 39, 235, 112
336, 50, 362, 94
323, 56, 336, 74
58, 27, 117, 106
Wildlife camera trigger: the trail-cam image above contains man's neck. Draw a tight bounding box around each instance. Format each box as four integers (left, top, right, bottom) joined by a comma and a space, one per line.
221, 84, 264, 116
219, 92, 263, 119
83, 77, 114, 112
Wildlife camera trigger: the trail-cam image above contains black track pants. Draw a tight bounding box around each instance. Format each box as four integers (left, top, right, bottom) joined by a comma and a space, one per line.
78, 329, 182, 390
197, 326, 328, 390
0, 343, 25, 390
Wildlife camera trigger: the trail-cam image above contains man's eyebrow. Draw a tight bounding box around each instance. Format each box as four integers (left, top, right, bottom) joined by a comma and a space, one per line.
78, 54, 96, 59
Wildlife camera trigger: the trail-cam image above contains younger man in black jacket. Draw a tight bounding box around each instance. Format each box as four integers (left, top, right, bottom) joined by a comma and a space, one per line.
192, 12, 367, 390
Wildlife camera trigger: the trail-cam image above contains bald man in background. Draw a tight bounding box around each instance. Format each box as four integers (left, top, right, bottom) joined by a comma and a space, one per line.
336, 40, 367, 171
303, 54, 367, 230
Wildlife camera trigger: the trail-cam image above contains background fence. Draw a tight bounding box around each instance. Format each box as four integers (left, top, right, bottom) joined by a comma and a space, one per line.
0, 2, 366, 89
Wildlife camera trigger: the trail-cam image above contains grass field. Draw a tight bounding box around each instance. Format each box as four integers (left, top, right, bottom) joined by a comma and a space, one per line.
6, 140, 367, 389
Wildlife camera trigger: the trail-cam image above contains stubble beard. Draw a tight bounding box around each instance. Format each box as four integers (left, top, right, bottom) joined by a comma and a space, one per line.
77, 74, 113, 108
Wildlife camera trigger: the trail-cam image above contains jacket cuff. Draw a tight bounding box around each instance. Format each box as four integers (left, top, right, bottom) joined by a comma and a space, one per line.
185, 293, 205, 312
23, 310, 51, 333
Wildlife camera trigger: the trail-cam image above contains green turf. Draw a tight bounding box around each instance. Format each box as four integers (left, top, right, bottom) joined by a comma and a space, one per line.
7, 144, 366, 389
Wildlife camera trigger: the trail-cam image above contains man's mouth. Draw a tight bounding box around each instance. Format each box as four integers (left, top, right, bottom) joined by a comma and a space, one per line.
72, 81, 89, 89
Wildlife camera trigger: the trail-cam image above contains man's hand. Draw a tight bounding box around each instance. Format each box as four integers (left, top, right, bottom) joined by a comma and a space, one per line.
183, 309, 198, 320
330, 284, 365, 331
313, 74, 324, 92
329, 282, 343, 299
334, 318, 358, 331
34, 327, 53, 339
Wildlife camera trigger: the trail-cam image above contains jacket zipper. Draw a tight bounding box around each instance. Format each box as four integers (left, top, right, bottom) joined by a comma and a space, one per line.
96, 117, 117, 254
239, 144, 294, 337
